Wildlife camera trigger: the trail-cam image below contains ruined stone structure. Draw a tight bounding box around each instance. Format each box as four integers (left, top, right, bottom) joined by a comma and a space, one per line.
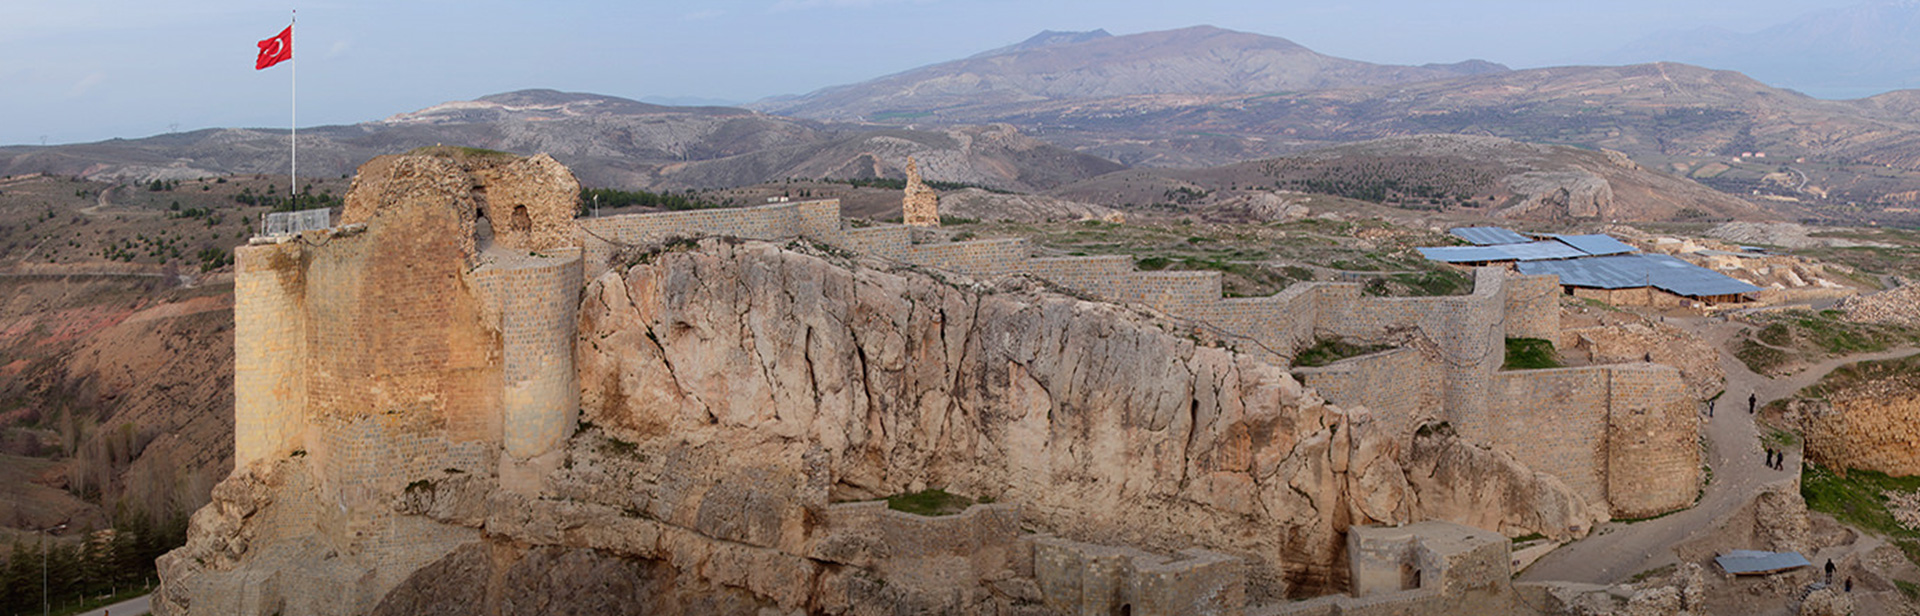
166, 152, 1703, 615
570, 198, 1699, 520
902, 156, 940, 227
1798, 363, 1920, 477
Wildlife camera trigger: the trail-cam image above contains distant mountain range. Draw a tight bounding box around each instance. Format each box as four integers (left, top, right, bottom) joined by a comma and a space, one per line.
15, 24, 1920, 224
1605, 1, 1920, 99
751, 26, 1508, 122
0, 89, 1117, 193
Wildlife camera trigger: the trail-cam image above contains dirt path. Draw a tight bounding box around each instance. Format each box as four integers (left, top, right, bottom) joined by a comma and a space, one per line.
1519, 314, 1919, 584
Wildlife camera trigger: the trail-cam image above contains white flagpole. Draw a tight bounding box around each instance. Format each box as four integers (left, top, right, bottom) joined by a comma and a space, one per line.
290, 9, 297, 200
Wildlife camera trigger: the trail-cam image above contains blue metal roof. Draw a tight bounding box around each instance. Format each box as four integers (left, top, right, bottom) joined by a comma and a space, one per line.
1547, 234, 1637, 256
1417, 241, 1588, 263
1450, 227, 1533, 246
1517, 254, 1764, 297
1716, 550, 1810, 575
1500, 241, 1592, 261
1418, 246, 1518, 263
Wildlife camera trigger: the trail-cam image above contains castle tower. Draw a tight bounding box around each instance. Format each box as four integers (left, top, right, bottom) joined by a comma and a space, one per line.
232, 150, 583, 473
902, 156, 940, 227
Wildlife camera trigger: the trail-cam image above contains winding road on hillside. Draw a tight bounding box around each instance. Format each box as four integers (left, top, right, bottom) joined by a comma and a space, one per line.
1518, 314, 1919, 585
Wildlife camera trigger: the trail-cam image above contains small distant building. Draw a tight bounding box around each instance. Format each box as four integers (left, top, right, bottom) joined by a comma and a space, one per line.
902, 156, 939, 227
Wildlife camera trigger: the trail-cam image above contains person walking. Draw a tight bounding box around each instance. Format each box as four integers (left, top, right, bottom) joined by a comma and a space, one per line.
1749, 392, 1758, 414
1825, 559, 1835, 583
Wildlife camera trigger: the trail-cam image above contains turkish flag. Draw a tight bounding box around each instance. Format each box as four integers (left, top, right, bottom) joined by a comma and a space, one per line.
256, 26, 292, 70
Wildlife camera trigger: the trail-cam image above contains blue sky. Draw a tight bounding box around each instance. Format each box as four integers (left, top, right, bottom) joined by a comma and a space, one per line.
0, 0, 1849, 146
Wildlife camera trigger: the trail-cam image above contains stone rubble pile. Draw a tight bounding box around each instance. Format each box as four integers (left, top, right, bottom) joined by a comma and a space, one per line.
1836, 283, 1920, 327
1883, 489, 1920, 531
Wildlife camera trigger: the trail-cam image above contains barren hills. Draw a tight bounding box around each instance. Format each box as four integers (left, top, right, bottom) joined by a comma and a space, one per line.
0, 90, 1117, 194
752, 25, 1508, 122
1049, 134, 1771, 223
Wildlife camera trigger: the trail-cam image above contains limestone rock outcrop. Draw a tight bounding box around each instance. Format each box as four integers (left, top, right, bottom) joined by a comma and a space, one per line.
573, 238, 1595, 598
1501, 171, 1613, 220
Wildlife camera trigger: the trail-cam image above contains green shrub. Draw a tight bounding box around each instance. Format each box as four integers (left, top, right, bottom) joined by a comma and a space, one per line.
886, 489, 973, 516
1503, 337, 1559, 370
1293, 337, 1392, 368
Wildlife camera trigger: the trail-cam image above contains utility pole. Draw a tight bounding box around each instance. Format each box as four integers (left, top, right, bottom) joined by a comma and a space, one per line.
41, 522, 67, 616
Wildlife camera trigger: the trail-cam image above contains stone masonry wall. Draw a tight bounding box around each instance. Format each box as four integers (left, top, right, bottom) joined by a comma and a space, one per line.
563, 199, 1701, 517
234, 241, 309, 468
1605, 365, 1702, 518
1486, 368, 1612, 507
471, 250, 584, 459
1294, 348, 1445, 441
1805, 389, 1920, 477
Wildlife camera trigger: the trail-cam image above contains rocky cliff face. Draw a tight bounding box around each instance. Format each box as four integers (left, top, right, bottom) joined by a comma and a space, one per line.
161, 238, 1599, 613
571, 239, 1596, 598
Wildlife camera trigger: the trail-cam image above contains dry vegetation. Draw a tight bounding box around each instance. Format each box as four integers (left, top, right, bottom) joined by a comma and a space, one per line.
953, 214, 1472, 299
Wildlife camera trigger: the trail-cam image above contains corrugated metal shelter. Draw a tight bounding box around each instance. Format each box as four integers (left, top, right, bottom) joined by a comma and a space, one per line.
1450, 227, 1532, 246
1418, 241, 1589, 263
1715, 550, 1810, 576
1517, 254, 1762, 299
1547, 234, 1637, 256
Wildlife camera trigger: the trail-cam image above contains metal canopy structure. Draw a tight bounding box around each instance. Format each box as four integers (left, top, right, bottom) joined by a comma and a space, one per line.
1546, 234, 1636, 257
264, 207, 332, 236
1449, 227, 1532, 246
1517, 253, 1763, 298
1418, 241, 1589, 263
1715, 550, 1811, 576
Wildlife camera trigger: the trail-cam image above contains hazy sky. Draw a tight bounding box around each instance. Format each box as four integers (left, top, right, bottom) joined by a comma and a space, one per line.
0, 0, 1851, 146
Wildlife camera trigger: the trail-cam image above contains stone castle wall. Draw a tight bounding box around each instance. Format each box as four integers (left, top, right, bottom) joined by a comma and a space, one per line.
570, 198, 1697, 517
471, 250, 584, 459
1604, 366, 1703, 518
1803, 383, 1920, 478
1294, 348, 1445, 440
234, 154, 586, 472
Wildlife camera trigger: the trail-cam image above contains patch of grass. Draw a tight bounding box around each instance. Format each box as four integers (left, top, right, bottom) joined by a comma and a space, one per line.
1745, 309, 1920, 362
1292, 337, 1393, 368
1899, 579, 1920, 601
1627, 563, 1677, 584
601, 436, 640, 458
1387, 269, 1471, 296
1760, 424, 1800, 450
1800, 353, 1920, 401
406, 145, 518, 161
1734, 337, 1790, 374
1503, 337, 1560, 370
1801, 464, 1920, 553
886, 489, 973, 516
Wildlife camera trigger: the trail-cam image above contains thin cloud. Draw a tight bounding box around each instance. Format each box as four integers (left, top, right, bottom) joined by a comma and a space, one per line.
684, 9, 726, 20
327, 39, 352, 59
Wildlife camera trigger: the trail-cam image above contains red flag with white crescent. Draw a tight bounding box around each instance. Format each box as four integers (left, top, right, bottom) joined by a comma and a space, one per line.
256, 26, 292, 70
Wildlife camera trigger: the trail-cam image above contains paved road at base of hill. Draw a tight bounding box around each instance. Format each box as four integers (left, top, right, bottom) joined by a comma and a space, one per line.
70, 593, 150, 616
1518, 313, 1917, 584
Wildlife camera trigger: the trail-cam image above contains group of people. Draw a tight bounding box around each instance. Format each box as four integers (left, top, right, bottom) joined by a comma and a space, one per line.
1764, 447, 1790, 471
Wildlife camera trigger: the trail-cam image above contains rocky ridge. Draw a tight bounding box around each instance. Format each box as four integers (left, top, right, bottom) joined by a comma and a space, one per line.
160, 235, 1603, 612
